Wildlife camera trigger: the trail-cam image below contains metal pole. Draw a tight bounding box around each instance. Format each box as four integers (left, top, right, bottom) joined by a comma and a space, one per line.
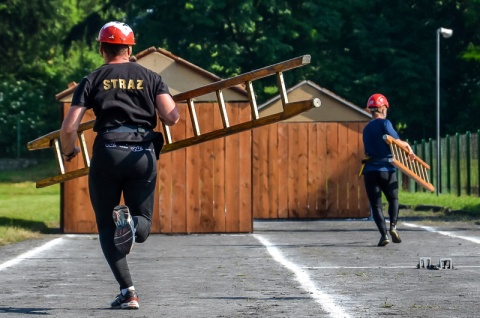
17, 116, 21, 159
436, 27, 453, 196
436, 28, 440, 196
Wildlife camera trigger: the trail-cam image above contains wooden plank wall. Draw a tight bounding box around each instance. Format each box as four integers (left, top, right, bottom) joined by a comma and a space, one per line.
60, 102, 368, 232
61, 102, 253, 234
155, 102, 253, 234
252, 122, 370, 219
61, 104, 97, 233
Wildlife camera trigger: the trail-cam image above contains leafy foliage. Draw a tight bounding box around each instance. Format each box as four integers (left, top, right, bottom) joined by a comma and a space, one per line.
126, 0, 352, 102
125, 0, 480, 140
0, 0, 480, 159
0, 80, 49, 157
0, 0, 109, 157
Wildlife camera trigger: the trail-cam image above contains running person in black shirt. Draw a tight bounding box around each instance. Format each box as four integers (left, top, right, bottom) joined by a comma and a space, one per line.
60, 21, 180, 309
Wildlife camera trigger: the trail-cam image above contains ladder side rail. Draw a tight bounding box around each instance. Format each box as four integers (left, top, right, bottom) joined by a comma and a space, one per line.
27, 120, 95, 151
172, 55, 310, 102
36, 168, 90, 188
162, 98, 320, 154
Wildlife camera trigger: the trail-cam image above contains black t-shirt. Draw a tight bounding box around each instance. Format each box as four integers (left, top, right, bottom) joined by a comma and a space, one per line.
71, 62, 171, 132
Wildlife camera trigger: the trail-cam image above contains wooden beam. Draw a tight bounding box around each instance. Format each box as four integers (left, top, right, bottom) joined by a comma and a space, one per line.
172, 55, 310, 102
28, 121, 95, 151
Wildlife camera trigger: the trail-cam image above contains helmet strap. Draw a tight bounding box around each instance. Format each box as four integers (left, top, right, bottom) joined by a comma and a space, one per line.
369, 107, 387, 119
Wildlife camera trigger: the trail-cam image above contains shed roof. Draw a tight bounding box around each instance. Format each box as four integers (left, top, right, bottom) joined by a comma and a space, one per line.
259, 80, 371, 122
55, 46, 248, 103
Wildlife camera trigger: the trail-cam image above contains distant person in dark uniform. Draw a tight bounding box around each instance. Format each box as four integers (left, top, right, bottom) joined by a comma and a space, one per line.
60, 21, 180, 309
361, 94, 414, 246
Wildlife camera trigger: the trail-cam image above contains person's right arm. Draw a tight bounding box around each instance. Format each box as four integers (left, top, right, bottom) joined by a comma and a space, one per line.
60, 105, 87, 162
384, 119, 415, 160
397, 139, 415, 160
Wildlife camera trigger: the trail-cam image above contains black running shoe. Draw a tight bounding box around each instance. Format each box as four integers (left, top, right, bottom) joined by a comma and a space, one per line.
390, 228, 402, 243
111, 290, 139, 309
377, 235, 390, 246
113, 205, 135, 255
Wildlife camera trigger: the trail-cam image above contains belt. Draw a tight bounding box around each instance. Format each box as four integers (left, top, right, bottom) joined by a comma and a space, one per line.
359, 157, 393, 177
361, 157, 392, 164
101, 125, 151, 133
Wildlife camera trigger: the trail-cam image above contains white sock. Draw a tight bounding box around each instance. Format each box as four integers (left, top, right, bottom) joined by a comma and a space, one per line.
121, 286, 135, 296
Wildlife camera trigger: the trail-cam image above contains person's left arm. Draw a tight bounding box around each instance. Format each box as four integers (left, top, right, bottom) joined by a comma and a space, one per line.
60, 106, 88, 162
155, 93, 180, 126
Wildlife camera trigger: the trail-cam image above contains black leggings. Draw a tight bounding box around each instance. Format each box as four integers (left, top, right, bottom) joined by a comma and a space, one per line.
363, 171, 399, 236
88, 140, 157, 289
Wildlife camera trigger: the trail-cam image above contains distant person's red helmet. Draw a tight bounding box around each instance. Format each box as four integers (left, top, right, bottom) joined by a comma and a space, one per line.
97, 21, 136, 45
367, 94, 389, 108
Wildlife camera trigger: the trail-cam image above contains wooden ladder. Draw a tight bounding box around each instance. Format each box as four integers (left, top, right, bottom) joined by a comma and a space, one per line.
28, 55, 320, 188
383, 134, 435, 192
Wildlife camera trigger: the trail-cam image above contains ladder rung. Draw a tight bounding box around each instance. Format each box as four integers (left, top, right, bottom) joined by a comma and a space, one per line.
246, 81, 259, 120
53, 139, 65, 174
276, 72, 289, 108
78, 131, 90, 168
163, 123, 172, 144
188, 99, 200, 136
216, 90, 230, 128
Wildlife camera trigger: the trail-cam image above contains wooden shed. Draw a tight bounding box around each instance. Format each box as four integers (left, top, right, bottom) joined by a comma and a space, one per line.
55, 47, 253, 234
252, 80, 372, 219
54, 49, 373, 234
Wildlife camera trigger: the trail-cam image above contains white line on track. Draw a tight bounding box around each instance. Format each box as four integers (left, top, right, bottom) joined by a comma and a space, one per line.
403, 222, 480, 244
253, 234, 351, 318
301, 266, 413, 269
301, 265, 480, 269
0, 237, 64, 271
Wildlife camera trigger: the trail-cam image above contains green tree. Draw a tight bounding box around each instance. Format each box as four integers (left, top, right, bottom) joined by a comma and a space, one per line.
0, 81, 45, 157
122, 0, 358, 104
3, 0, 480, 155
125, 0, 480, 140
300, 0, 479, 141
0, 0, 116, 157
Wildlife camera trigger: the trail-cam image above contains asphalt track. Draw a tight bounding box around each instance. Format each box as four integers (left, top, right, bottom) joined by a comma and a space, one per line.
0, 219, 479, 318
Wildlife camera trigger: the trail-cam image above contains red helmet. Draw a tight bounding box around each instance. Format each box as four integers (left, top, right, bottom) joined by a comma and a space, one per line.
97, 21, 135, 45
367, 94, 389, 108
